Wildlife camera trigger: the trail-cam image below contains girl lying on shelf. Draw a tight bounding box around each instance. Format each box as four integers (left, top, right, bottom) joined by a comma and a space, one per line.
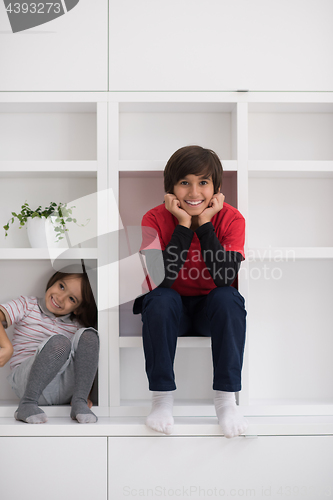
0, 268, 99, 424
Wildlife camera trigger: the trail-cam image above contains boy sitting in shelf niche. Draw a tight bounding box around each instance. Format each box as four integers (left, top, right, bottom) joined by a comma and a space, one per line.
133, 145, 248, 438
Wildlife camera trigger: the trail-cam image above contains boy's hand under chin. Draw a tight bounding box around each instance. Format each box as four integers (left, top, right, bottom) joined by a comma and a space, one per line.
198, 193, 225, 227
164, 193, 192, 228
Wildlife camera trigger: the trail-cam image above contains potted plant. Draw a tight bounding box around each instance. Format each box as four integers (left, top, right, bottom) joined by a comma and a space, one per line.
3, 201, 85, 248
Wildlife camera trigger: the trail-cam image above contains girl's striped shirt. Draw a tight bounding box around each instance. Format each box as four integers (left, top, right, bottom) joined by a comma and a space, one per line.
0, 296, 79, 370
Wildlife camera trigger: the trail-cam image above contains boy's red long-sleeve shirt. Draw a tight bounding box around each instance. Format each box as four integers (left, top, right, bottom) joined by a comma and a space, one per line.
139, 202, 245, 297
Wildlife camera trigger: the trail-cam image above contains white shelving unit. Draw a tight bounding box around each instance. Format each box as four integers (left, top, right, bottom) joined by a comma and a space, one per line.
105, 93, 333, 420
246, 101, 333, 417
1, 91, 333, 427
0, 96, 109, 417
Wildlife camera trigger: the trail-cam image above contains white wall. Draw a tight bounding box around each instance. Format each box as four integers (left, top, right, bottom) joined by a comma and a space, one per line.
109, 0, 333, 91
0, 0, 108, 91
0, 0, 332, 91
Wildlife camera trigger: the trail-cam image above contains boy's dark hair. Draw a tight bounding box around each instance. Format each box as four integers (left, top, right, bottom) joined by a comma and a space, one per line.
164, 145, 223, 194
46, 271, 97, 329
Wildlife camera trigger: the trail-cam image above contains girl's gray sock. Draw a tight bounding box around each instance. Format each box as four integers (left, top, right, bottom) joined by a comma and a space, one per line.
70, 329, 99, 424
15, 335, 71, 424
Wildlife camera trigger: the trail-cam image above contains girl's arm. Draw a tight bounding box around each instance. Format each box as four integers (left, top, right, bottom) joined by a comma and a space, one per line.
0, 310, 14, 367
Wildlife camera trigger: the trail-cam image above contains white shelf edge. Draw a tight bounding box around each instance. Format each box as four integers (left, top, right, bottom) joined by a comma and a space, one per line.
1, 402, 332, 419
0, 248, 98, 260
119, 337, 211, 348
1, 416, 333, 437
244, 405, 333, 416
248, 247, 333, 260
0, 161, 98, 173
248, 160, 333, 174
118, 160, 165, 172
110, 401, 333, 418
1, 91, 333, 105
0, 93, 105, 104
110, 92, 333, 104
119, 160, 237, 172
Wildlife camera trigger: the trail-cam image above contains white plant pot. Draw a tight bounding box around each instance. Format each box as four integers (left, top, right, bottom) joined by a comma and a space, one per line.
27, 217, 67, 249
27, 217, 47, 248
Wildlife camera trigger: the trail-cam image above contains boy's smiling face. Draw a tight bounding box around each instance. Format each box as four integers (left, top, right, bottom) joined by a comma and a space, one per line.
173, 174, 215, 215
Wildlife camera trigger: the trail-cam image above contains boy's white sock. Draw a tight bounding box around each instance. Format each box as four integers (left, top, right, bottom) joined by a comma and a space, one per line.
146, 391, 174, 435
214, 391, 249, 438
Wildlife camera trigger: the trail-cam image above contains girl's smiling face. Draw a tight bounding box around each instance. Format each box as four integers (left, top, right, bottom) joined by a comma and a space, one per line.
173, 174, 215, 215
45, 277, 82, 316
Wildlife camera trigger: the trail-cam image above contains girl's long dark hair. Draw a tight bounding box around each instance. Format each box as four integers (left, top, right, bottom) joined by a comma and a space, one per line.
46, 271, 97, 329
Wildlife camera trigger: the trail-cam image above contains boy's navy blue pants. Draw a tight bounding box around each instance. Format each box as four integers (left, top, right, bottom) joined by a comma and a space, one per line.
141, 286, 247, 392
